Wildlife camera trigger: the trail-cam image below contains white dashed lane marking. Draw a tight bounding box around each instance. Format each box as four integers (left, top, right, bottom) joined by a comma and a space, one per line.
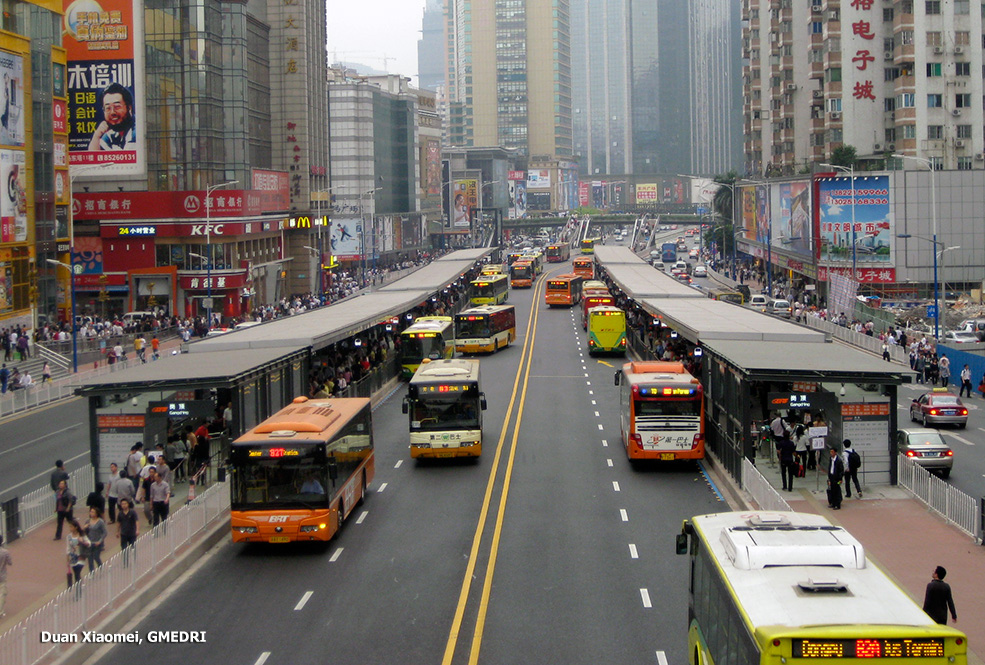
620, 509, 629, 521
329, 548, 343, 562
629, 543, 639, 559
640, 588, 652, 608
294, 591, 313, 611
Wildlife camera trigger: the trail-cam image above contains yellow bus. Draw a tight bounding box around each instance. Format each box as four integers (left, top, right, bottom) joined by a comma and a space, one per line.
587, 305, 627, 356
480, 263, 505, 276
676, 511, 967, 665
399, 316, 455, 379
455, 304, 517, 354
470, 273, 510, 306
229, 396, 374, 543
580, 238, 596, 254
521, 251, 544, 275
403, 358, 487, 459
706, 286, 745, 305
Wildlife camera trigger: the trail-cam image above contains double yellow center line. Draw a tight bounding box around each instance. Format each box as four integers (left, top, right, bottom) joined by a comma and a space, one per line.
441, 267, 553, 665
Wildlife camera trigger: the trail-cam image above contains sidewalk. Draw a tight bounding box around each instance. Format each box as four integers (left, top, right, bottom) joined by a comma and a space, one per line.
734, 457, 984, 664
0, 474, 199, 634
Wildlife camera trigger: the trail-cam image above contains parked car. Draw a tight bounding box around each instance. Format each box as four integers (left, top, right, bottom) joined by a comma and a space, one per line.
955, 318, 985, 341
675, 272, 692, 284
943, 330, 979, 344
651, 260, 666, 271
895, 427, 954, 478
767, 298, 793, 318
747, 294, 769, 312
692, 265, 707, 278
909, 389, 968, 428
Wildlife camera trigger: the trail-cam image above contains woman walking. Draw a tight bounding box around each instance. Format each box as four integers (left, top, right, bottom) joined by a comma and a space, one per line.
65, 520, 89, 589
84, 507, 106, 571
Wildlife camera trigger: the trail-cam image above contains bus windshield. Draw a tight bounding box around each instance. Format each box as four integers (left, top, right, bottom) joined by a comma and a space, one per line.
410, 393, 480, 431
230, 445, 330, 510
511, 264, 533, 279
456, 316, 491, 338
401, 334, 445, 362
635, 397, 701, 417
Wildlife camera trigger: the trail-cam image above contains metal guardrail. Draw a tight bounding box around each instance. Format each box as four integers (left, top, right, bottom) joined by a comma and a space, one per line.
741, 458, 793, 512
800, 316, 909, 364
0, 481, 229, 665
897, 455, 982, 541
2, 465, 95, 543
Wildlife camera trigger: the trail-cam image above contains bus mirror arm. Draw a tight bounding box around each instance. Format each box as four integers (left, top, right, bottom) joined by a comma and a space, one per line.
327, 459, 338, 482
480, 393, 487, 411
402, 398, 409, 415
675, 532, 689, 555
614, 371, 621, 386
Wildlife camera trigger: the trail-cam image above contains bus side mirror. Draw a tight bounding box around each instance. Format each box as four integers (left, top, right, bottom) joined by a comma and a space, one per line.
480, 393, 487, 410
328, 459, 338, 482
402, 398, 409, 414
614, 372, 621, 386
676, 532, 689, 555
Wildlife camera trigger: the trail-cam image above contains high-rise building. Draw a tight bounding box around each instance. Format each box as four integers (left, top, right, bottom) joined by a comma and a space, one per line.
570, 0, 741, 179
419, 0, 445, 91
742, 0, 984, 174
444, 0, 572, 159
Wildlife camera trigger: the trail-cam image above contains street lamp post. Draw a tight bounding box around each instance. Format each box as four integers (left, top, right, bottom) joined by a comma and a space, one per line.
359, 187, 382, 288
820, 163, 857, 282
893, 154, 940, 338
204, 180, 238, 329
46, 259, 77, 372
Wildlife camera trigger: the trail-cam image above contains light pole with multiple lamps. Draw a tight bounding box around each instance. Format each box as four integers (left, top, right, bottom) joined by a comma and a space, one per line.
45, 258, 78, 372
893, 153, 941, 338
203, 180, 238, 328
819, 163, 857, 281
359, 187, 382, 287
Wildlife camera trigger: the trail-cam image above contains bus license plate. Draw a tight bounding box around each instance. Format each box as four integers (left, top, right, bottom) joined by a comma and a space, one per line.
660, 453, 675, 461
269, 536, 290, 543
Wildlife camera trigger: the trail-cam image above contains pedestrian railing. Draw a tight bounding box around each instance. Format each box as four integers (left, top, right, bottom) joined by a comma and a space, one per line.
0, 481, 229, 665
0, 465, 94, 545
741, 458, 792, 513
897, 455, 982, 542
800, 316, 909, 364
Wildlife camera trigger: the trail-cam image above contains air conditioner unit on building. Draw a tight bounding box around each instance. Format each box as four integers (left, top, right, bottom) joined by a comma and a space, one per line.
933, 46, 944, 54
887, 143, 896, 151
786, 83, 797, 91
952, 108, 962, 116
873, 143, 883, 151
954, 46, 965, 54
811, 3, 822, 11
955, 139, 966, 148
884, 51, 894, 60
975, 153, 985, 161
830, 112, 841, 119
812, 90, 823, 99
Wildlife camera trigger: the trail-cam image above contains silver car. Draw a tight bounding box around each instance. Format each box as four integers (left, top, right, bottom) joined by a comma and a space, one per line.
896, 428, 954, 477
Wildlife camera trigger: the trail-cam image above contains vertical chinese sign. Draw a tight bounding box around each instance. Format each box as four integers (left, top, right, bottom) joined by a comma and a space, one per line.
63, 0, 146, 177
847, 0, 878, 108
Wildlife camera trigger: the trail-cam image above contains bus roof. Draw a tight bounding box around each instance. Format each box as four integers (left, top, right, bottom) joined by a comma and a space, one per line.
457, 304, 514, 317
588, 305, 623, 314
411, 358, 480, 383
549, 273, 580, 282
573, 255, 593, 263
403, 317, 454, 333
690, 511, 944, 630
233, 396, 370, 444
471, 273, 508, 283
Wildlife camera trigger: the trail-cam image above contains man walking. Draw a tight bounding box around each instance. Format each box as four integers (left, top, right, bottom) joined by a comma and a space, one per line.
939, 355, 951, 389
149, 468, 171, 526
922, 566, 957, 625
958, 364, 973, 398
826, 446, 844, 510
842, 440, 862, 498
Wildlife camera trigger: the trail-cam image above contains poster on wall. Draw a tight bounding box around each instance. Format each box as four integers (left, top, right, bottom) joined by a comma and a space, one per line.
739, 186, 756, 241
331, 218, 362, 260
818, 174, 892, 265
636, 183, 658, 205
578, 181, 590, 207
1, 150, 27, 243
0, 51, 25, 147
450, 179, 477, 228
63, 0, 146, 176
773, 181, 812, 258
508, 180, 527, 219
0, 262, 11, 313
423, 138, 441, 198
527, 169, 550, 189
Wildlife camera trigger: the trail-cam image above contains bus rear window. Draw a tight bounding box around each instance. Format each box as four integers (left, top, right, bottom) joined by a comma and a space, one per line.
635, 398, 700, 417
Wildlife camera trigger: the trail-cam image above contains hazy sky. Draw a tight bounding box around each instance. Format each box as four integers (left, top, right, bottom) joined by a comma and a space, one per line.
327, 0, 428, 84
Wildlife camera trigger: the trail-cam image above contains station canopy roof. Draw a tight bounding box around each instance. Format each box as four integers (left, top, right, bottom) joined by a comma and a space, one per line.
639, 298, 825, 344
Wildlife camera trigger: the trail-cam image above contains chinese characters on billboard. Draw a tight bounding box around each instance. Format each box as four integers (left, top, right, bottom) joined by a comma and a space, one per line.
0, 52, 25, 147
63, 0, 146, 176
774, 181, 812, 258
508, 180, 526, 219
451, 179, 477, 228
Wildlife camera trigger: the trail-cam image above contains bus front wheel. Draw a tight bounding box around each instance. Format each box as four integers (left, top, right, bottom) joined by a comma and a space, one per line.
336, 501, 344, 535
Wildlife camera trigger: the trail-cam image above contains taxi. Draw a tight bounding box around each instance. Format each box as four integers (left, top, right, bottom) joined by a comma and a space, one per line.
908, 388, 968, 428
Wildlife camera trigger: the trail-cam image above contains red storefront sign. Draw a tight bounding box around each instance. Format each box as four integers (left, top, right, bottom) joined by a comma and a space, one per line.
101, 219, 283, 238
819, 266, 896, 283
74, 273, 128, 287
179, 272, 249, 291
508, 170, 526, 181
75, 190, 268, 221
251, 169, 290, 212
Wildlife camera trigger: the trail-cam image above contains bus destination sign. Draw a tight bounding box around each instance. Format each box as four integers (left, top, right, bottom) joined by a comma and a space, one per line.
792, 638, 945, 659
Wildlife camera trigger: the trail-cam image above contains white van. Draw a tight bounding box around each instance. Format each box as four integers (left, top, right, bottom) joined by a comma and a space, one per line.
748, 294, 769, 311
121, 311, 155, 326
767, 299, 793, 318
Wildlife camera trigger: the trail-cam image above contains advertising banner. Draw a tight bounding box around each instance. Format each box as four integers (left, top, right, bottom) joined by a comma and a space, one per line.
0, 51, 25, 147
423, 138, 441, 198
739, 185, 756, 241
250, 170, 289, 213
1, 150, 27, 242
578, 181, 590, 207
451, 179, 477, 228
0, 260, 10, 313
508, 180, 527, 219
636, 183, 658, 205
660, 177, 686, 204
773, 180, 812, 258
527, 191, 551, 211
331, 217, 362, 261
527, 169, 550, 189
508, 170, 526, 181
591, 181, 606, 208
74, 189, 270, 220
63, 0, 146, 176
818, 174, 892, 265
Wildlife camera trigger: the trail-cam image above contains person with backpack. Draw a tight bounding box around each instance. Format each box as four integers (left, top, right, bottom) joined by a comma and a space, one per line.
843, 439, 862, 499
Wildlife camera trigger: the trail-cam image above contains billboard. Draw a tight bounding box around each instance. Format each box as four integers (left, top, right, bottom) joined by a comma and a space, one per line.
422, 137, 441, 198
527, 169, 550, 189
773, 181, 812, 259
63, 0, 146, 176
578, 181, 590, 207
251, 170, 290, 213
508, 180, 527, 219
0, 51, 25, 147
450, 179, 477, 228
527, 191, 551, 211
636, 183, 658, 205
331, 217, 362, 261
1, 150, 26, 243
818, 174, 892, 265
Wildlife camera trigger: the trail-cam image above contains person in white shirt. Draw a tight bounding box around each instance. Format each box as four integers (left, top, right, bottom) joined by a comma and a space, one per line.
18, 371, 32, 391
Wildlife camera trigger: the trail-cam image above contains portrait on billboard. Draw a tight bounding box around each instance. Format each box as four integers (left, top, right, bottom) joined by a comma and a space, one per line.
87, 81, 136, 150
0, 150, 26, 243
0, 52, 25, 147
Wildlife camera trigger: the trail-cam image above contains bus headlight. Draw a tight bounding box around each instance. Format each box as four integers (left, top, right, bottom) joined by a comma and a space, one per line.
235, 526, 258, 534
300, 524, 324, 533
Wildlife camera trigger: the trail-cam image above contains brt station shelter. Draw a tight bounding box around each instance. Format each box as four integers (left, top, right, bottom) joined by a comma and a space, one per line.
593, 247, 914, 488
75, 249, 496, 485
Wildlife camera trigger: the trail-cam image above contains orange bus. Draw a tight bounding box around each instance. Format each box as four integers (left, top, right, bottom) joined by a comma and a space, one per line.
510, 259, 535, 288
545, 243, 571, 263
581, 293, 616, 329
545, 274, 583, 307
572, 255, 594, 280
613, 361, 705, 461
229, 396, 374, 543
